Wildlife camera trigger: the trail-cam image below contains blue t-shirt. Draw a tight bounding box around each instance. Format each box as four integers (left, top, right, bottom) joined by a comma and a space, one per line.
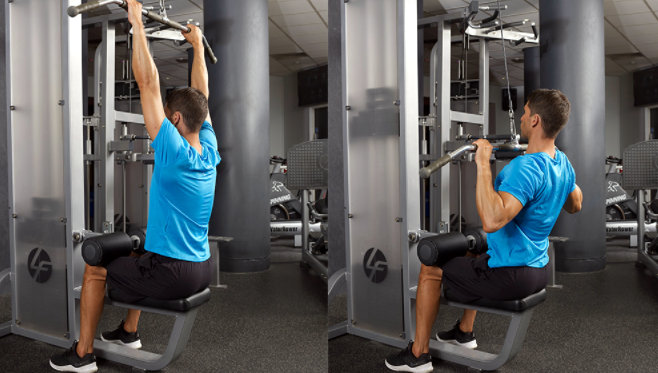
487, 149, 575, 268
145, 118, 221, 262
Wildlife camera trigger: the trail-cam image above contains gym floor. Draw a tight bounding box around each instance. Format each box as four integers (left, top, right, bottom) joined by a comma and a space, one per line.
0, 238, 328, 372
329, 238, 658, 372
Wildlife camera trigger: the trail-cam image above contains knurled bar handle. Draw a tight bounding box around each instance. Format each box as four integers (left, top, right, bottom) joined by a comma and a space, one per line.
67, 0, 218, 64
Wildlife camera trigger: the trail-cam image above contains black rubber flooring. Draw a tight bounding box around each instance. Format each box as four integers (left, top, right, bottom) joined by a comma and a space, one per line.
0, 238, 327, 372
329, 238, 658, 372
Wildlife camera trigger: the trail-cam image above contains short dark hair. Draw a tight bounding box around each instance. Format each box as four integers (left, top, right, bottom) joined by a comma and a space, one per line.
526, 89, 571, 139
164, 87, 208, 133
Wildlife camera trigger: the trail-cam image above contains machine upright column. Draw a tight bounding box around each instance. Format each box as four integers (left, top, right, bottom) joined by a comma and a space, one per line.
203, 0, 270, 272
539, 0, 606, 272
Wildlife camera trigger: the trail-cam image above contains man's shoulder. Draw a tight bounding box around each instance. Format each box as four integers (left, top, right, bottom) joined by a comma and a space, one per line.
508, 154, 544, 173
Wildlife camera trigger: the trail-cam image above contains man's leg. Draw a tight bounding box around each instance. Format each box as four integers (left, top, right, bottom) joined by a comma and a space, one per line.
123, 309, 141, 333
411, 264, 443, 357
77, 264, 107, 357
459, 309, 477, 332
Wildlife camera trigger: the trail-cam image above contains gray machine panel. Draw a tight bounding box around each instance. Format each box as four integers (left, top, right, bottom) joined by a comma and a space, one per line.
286, 139, 328, 189
8, 0, 69, 338
622, 140, 658, 190
345, 0, 404, 339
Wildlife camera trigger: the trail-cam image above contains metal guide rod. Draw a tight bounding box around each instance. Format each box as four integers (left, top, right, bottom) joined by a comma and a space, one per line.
419, 143, 528, 179
67, 0, 218, 64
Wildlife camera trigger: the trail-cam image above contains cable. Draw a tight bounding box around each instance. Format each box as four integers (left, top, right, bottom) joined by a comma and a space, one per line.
496, 0, 517, 142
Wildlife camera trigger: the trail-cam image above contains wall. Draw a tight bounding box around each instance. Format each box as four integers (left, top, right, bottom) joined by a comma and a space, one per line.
619, 72, 648, 152
489, 84, 524, 136
270, 76, 285, 157
605, 76, 621, 158
282, 73, 307, 156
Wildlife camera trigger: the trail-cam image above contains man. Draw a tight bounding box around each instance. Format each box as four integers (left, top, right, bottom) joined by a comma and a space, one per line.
50, 1, 220, 371
386, 89, 583, 372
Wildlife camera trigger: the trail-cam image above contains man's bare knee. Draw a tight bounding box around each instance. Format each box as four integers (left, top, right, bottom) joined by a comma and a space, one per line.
420, 264, 443, 281
83, 264, 107, 282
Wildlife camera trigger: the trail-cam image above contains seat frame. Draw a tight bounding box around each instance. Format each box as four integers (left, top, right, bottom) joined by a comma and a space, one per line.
93, 290, 209, 372
429, 289, 546, 371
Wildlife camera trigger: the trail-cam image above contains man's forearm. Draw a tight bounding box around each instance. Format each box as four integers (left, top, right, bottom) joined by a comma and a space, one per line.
190, 42, 209, 98
475, 161, 506, 231
131, 22, 159, 89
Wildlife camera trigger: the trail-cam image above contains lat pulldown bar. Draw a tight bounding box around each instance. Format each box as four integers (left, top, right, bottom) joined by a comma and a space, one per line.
419, 142, 528, 179
67, 0, 218, 64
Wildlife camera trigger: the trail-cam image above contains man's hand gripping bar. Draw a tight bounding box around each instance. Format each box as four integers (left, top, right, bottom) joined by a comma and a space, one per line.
67, 0, 218, 64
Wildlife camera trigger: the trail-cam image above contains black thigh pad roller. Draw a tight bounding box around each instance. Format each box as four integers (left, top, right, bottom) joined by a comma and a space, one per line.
417, 232, 469, 267
82, 232, 134, 267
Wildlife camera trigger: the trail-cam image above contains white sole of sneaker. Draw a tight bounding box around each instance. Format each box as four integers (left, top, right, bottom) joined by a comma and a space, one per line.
100, 335, 142, 349
384, 360, 433, 373
49, 360, 98, 373
436, 334, 477, 349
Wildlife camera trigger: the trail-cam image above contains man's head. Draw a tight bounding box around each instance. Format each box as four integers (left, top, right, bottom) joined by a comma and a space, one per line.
164, 87, 208, 135
521, 89, 571, 139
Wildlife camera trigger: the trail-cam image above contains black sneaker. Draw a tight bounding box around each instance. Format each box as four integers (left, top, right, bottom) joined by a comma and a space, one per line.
49, 341, 98, 372
436, 320, 477, 349
100, 320, 142, 349
384, 341, 433, 372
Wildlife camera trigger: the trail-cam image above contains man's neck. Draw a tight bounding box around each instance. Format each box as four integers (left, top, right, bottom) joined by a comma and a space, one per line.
184, 133, 202, 154
526, 134, 556, 158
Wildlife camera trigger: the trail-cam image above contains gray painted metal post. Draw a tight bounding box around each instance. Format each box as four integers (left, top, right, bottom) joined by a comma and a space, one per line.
523, 46, 540, 104
97, 20, 115, 234
540, 0, 606, 272
328, 0, 346, 280
0, 0, 8, 282
204, 0, 270, 272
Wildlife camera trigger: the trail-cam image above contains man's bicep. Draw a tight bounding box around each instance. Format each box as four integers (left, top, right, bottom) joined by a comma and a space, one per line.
498, 191, 524, 223
140, 84, 166, 140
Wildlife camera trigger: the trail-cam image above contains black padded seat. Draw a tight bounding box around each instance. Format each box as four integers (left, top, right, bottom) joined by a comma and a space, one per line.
447, 289, 547, 312
108, 288, 211, 312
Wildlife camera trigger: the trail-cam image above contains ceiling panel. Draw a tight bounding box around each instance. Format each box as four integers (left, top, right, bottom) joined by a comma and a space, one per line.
270, 12, 323, 27
436, 0, 470, 11
525, 0, 539, 8
647, 0, 658, 11
318, 10, 328, 24
604, 0, 651, 15
270, 57, 292, 75
605, 12, 658, 27
268, 0, 315, 16
606, 39, 639, 54
605, 57, 629, 74
636, 42, 658, 58
501, 1, 537, 16
309, 0, 328, 11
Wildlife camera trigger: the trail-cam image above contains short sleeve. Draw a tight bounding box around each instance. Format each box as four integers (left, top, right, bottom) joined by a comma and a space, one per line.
496, 157, 542, 206
199, 121, 217, 150
151, 117, 186, 165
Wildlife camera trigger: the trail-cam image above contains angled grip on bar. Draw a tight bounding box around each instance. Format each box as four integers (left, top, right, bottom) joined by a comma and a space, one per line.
67, 0, 218, 64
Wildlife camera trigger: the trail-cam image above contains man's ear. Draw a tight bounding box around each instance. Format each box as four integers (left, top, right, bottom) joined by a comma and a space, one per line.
531, 113, 540, 128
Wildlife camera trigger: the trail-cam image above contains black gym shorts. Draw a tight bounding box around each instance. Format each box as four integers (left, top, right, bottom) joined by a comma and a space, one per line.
106, 251, 211, 303
441, 253, 547, 303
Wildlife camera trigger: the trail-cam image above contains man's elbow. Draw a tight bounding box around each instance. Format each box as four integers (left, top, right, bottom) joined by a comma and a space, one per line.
564, 201, 582, 214
481, 220, 503, 233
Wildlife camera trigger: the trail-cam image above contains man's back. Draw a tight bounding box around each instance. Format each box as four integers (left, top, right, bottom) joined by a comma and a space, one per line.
145, 118, 221, 262
488, 149, 576, 268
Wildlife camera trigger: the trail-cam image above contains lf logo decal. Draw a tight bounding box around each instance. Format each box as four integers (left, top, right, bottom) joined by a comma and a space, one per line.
363, 248, 388, 283
27, 248, 52, 283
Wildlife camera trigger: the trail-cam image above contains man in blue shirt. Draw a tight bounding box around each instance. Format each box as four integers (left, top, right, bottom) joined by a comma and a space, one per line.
386, 89, 583, 372
50, 1, 219, 371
